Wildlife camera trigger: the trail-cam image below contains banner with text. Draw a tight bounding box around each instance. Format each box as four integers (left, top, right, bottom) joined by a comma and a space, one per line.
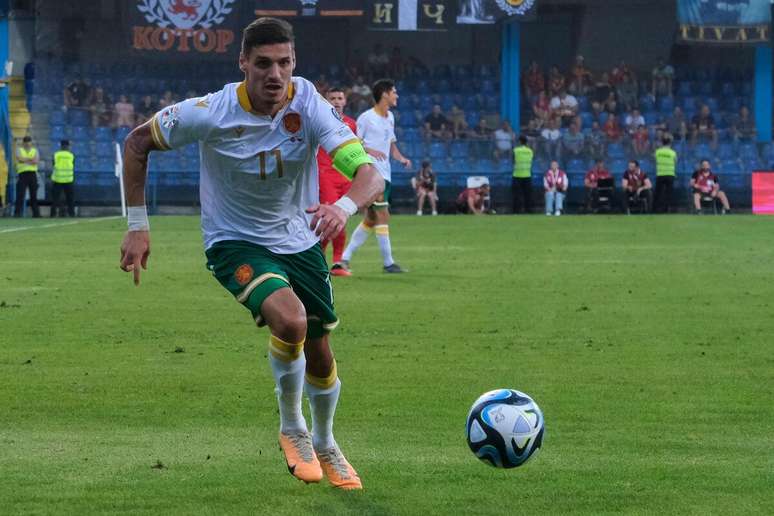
677, 0, 770, 44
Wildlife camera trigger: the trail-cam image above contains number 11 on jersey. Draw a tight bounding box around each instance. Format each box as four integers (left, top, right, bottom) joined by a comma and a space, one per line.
257, 149, 283, 180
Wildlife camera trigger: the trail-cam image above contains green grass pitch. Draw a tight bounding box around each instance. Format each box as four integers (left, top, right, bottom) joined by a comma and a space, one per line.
1, 214, 773, 515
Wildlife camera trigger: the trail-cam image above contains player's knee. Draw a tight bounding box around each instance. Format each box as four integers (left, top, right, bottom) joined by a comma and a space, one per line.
271, 313, 307, 343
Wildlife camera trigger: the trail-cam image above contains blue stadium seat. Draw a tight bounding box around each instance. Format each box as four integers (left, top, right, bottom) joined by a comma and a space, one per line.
721, 159, 742, 174
94, 157, 114, 173
93, 127, 113, 142
643, 111, 659, 126
428, 142, 447, 160
69, 125, 90, 142
464, 111, 480, 128
717, 143, 734, 160
450, 158, 471, 173
49, 110, 65, 126
677, 82, 693, 96
432, 158, 451, 174
403, 127, 421, 143
739, 142, 759, 160
115, 126, 131, 142
496, 158, 511, 173
720, 82, 736, 96
450, 141, 469, 159
579, 112, 593, 128
398, 110, 417, 128
639, 95, 655, 112
608, 143, 625, 159
67, 109, 90, 126
95, 143, 113, 158
463, 96, 479, 111
681, 96, 697, 112
49, 125, 66, 141
567, 159, 586, 174
659, 96, 674, 113
70, 141, 90, 156
704, 97, 719, 112
440, 97, 454, 112
472, 159, 492, 173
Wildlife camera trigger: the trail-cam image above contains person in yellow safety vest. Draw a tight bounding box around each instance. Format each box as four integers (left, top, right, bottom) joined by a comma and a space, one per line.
14, 135, 41, 217
653, 135, 678, 213
512, 135, 534, 213
51, 139, 76, 217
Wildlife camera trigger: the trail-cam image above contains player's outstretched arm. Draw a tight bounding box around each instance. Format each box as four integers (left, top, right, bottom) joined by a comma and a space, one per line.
307, 163, 383, 242
119, 121, 159, 286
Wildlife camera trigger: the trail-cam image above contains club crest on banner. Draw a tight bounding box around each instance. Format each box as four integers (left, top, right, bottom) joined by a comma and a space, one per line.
495, 0, 536, 16
133, 0, 237, 53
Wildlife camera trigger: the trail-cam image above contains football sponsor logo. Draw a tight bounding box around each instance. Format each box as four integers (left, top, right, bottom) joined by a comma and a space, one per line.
283, 113, 302, 134
330, 107, 343, 122
234, 264, 254, 286
133, 0, 236, 53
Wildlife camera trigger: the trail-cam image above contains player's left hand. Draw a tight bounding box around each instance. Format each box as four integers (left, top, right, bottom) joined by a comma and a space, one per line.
306, 203, 348, 241
402, 158, 413, 170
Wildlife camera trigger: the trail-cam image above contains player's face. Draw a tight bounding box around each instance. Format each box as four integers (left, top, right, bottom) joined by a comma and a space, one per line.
384, 87, 398, 108
326, 91, 347, 114
240, 43, 295, 109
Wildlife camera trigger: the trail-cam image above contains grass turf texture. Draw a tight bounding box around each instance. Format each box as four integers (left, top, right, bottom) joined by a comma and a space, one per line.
1, 215, 773, 515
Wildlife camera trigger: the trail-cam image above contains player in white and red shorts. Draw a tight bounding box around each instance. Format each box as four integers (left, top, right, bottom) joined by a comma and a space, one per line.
317, 86, 356, 276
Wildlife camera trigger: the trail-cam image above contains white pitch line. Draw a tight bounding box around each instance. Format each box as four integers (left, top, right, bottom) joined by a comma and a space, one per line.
0, 216, 122, 234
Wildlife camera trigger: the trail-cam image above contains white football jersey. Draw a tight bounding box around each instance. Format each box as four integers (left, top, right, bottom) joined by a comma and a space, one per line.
150, 77, 358, 254
356, 108, 396, 182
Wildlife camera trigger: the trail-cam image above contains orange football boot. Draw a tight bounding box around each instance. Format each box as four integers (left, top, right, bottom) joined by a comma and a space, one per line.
278, 431, 323, 483
316, 445, 362, 490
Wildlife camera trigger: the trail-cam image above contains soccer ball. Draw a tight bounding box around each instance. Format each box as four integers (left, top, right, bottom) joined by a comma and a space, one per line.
466, 389, 544, 468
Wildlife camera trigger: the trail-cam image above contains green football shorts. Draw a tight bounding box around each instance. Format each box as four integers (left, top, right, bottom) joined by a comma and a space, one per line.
371, 179, 391, 210
205, 240, 338, 339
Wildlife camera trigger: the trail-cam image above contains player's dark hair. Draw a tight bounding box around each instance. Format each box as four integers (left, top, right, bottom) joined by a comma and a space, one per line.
242, 18, 294, 55
327, 85, 346, 95
518, 135, 528, 145
372, 79, 395, 103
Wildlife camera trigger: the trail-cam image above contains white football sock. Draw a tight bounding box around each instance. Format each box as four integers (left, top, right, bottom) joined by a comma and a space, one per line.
342, 223, 372, 262
305, 377, 341, 451
268, 336, 307, 434
375, 225, 394, 267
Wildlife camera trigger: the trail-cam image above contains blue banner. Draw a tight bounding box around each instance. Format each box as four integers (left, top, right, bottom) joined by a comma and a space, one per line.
677, 0, 770, 44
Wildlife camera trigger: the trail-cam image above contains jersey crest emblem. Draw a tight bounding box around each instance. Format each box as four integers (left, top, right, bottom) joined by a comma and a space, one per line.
234, 126, 245, 137
283, 113, 302, 133
330, 107, 342, 122
234, 264, 254, 286
160, 105, 180, 129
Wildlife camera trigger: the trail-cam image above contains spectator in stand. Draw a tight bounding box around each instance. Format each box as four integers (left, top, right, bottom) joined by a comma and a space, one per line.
603, 114, 623, 144
314, 74, 330, 95
584, 159, 612, 212
603, 91, 618, 114
568, 55, 592, 96
731, 106, 756, 145
592, 72, 613, 112
423, 104, 453, 142
550, 89, 578, 127
691, 104, 719, 148
533, 90, 551, 124
349, 76, 372, 114
389, 47, 405, 78
158, 90, 176, 109
561, 121, 585, 161
64, 75, 91, 109
544, 160, 568, 216
540, 117, 562, 160
632, 125, 651, 158
622, 159, 653, 214
472, 118, 493, 158
624, 108, 645, 139
548, 65, 565, 96
610, 60, 630, 86
455, 120, 475, 140
493, 120, 516, 160
413, 160, 438, 215
448, 105, 467, 137
367, 43, 390, 78
590, 100, 605, 124
616, 72, 639, 112
456, 183, 490, 215
587, 121, 607, 160
135, 94, 157, 126
89, 87, 112, 128
651, 58, 675, 97
523, 118, 542, 152
524, 61, 545, 99
113, 94, 135, 128
691, 159, 731, 214
664, 106, 688, 142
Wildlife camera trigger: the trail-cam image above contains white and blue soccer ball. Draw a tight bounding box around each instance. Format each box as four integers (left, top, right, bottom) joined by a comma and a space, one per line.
466, 389, 544, 468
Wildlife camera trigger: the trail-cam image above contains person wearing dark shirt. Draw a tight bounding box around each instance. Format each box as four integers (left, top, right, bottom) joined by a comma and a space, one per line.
413, 161, 438, 215
691, 104, 718, 148
622, 159, 653, 214
423, 104, 452, 141
584, 159, 612, 213
64, 76, 91, 109
691, 159, 730, 214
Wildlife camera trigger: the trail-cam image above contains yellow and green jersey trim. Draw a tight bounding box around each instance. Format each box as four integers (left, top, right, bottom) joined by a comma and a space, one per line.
150, 115, 171, 151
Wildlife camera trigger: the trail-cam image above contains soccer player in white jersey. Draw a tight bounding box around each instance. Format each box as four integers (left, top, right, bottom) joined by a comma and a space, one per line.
118, 18, 384, 490
339, 79, 412, 274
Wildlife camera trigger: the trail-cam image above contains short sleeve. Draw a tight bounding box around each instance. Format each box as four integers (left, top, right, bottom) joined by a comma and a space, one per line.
150, 97, 210, 150
307, 92, 358, 155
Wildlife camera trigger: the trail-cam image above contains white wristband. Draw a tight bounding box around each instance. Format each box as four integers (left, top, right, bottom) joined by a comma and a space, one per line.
334, 196, 358, 217
127, 206, 150, 231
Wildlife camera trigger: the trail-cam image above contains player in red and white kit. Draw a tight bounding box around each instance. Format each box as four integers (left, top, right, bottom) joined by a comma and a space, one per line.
317, 87, 357, 276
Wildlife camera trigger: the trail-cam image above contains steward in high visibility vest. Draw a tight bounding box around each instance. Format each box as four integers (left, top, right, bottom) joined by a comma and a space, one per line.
653, 136, 677, 213
50, 140, 77, 217
511, 135, 534, 213
14, 135, 41, 217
